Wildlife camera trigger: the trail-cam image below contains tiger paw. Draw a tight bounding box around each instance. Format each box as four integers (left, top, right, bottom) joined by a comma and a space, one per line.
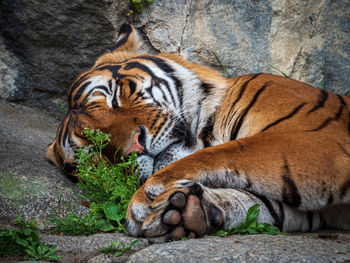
139, 182, 224, 243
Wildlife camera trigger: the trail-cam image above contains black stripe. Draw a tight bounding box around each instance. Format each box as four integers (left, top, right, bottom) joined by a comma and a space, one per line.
113, 23, 132, 51
81, 85, 111, 107
307, 89, 329, 114
336, 142, 350, 158
62, 119, 71, 147
74, 129, 86, 140
340, 179, 350, 199
136, 56, 175, 74
245, 176, 252, 189
309, 95, 346, 132
171, 121, 196, 148
227, 74, 262, 118
327, 193, 334, 205
307, 211, 313, 231
129, 80, 137, 95
96, 65, 123, 79
201, 83, 214, 96
68, 73, 93, 108
276, 201, 285, 231
54, 143, 64, 168
199, 113, 215, 147
57, 123, 64, 147
92, 85, 110, 95
124, 61, 177, 106
230, 82, 269, 140
112, 95, 118, 109
152, 116, 169, 142
150, 111, 162, 129
119, 81, 123, 98
252, 193, 284, 230
261, 103, 306, 132
135, 56, 184, 107
282, 158, 301, 207
63, 162, 75, 175
72, 81, 91, 108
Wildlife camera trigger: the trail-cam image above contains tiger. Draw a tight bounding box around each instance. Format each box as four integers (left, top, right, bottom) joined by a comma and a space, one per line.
47, 23, 350, 243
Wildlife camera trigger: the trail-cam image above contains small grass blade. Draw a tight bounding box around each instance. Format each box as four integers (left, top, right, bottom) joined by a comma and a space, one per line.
268, 65, 289, 78
212, 51, 232, 78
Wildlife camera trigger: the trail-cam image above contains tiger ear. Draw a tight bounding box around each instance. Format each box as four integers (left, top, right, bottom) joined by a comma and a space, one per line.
112, 23, 139, 53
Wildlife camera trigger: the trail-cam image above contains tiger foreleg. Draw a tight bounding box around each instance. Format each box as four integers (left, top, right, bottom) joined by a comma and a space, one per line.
126, 181, 326, 242
141, 131, 350, 211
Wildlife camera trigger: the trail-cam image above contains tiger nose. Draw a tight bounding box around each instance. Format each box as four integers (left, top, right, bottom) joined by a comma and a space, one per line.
124, 131, 145, 156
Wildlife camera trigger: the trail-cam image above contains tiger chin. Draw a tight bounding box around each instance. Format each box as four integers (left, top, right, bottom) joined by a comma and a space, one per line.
47, 23, 350, 243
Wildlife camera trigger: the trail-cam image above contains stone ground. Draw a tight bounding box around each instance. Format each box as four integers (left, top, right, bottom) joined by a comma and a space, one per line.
0, 99, 349, 262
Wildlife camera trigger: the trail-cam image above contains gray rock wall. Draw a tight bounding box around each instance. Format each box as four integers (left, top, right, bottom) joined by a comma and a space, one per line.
0, 0, 349, 115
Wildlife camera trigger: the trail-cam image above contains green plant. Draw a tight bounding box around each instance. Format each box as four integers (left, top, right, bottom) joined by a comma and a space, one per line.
49, 213, 104, 236
99, 240, 138, 257
0, 217, 61, 262
268, 65, 289, 78
56, 99, 66, 115
74, 127, 140, 233
214, 204, 284, 236
212, 51, 232, 78
128, 0, 153, 16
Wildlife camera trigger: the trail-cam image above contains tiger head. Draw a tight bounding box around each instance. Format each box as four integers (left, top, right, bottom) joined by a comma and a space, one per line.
46, 23, 226, 181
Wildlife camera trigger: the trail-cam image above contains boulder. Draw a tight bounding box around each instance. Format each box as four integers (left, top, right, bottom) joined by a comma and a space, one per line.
129, 234, 350, 263
1, 0, 349, 115
138, 0, 349, 95
0, 101, 87, 228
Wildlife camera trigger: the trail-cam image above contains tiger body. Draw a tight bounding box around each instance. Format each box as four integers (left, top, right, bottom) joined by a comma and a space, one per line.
47, 23, 350, 242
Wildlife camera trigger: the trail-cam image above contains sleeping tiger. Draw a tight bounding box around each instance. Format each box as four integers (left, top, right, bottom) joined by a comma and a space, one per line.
47, 23, 350, 242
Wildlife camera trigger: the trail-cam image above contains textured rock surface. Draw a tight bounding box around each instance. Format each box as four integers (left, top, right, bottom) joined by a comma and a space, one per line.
0, 38, 26, 101
0, 0, 129, 115
129, 234, 350, 263
0, 0, 349, 115
41, 233, 148, 263
0, 101, 87, 227
138, 0, 349, 94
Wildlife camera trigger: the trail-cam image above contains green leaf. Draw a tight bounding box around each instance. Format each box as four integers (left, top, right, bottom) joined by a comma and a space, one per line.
215, 230, 229, 237
16, 238, 29, 247
98, 220, 115, 232
103, 201, 122, 221
24, 247, 37, 258
48, 245, 58, 253
246, 204, 260, 223
111, 241, 121, 248
46, 253, 61, 261
114, 250, 123, 257
128, 239, 139, 248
